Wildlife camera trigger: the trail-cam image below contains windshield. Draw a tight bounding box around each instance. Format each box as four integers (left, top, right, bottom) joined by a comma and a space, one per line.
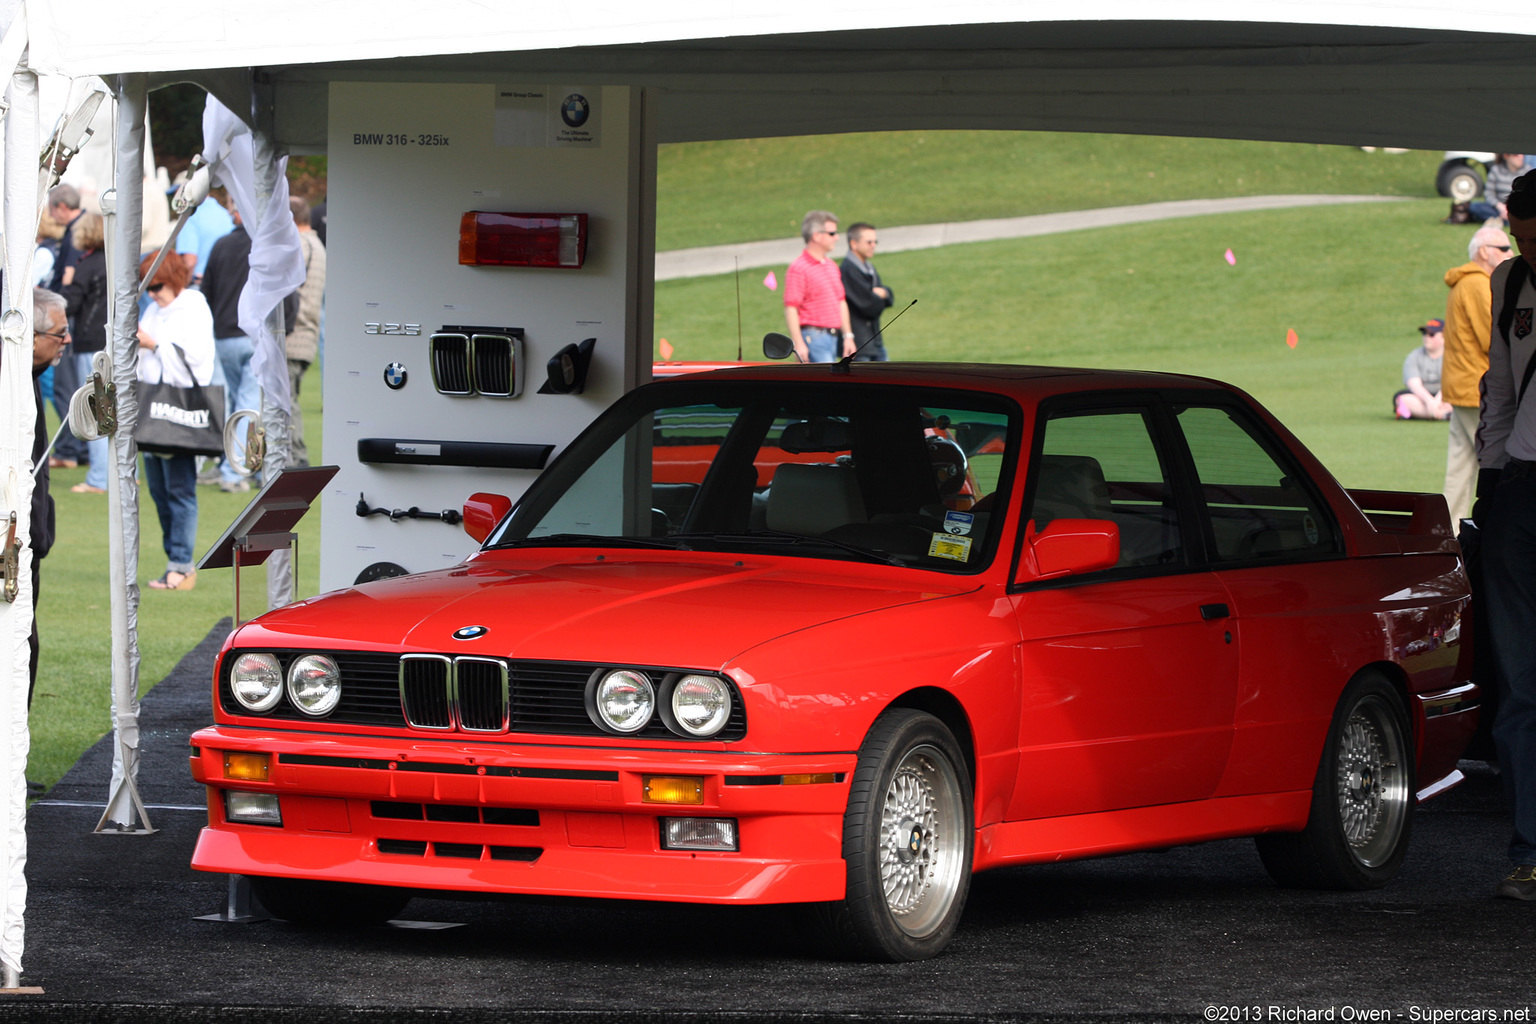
492, 380, 1019, 572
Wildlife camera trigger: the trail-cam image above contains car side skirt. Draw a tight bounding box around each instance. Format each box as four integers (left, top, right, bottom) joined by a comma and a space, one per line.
974, 790, 1313, 871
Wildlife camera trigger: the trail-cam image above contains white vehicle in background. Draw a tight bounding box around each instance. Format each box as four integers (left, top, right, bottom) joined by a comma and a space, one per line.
1437, 152, 1495, 204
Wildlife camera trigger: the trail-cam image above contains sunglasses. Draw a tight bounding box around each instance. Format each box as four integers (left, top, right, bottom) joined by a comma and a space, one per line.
147, 283, 165, 293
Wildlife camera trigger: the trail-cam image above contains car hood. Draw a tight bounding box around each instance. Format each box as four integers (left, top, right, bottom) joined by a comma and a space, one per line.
238, 555, 969, 668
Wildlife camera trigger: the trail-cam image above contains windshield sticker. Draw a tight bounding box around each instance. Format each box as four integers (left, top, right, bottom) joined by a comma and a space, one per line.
1303, 514, 1319, 545
928, 533, 973, 562
943, 510, 975, 536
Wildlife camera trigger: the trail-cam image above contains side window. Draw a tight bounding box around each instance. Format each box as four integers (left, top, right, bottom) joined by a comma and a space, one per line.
1027, 409, 1185, 570
1175, 405, 1340, 563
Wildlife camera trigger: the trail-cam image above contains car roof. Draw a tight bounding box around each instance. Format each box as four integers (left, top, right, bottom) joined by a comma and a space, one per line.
644, 361, 1238, 403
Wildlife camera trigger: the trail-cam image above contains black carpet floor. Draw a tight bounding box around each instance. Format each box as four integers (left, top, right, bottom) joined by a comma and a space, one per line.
3, 620, 1533, 1023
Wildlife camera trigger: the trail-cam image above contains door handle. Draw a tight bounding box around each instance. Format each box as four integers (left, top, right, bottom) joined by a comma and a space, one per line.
1200, 603, 1231, 621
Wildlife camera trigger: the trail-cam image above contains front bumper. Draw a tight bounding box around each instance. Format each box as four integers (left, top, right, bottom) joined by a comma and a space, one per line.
189, 726, 854, 904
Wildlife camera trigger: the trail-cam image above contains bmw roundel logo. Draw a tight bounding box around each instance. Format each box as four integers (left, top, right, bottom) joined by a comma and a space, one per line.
561, 94, 590, 128
453, 625, 488, 641
384, 362, 408, 390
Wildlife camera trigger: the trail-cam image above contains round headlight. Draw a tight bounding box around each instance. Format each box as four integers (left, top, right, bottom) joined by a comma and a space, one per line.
230, 653, 283, 712
590, 669, 655, 734
286, 654, 341, 717
669, 675, 732, 737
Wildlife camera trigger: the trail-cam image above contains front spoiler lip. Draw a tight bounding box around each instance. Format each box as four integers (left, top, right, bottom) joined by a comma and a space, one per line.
190, 725, 854, 905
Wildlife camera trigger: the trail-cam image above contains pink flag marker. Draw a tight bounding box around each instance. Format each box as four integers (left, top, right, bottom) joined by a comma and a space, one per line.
659, 338, 674, 361
1224, 249, 1237, 265
763, 270, 778, 291
1286, 329, 1298, 349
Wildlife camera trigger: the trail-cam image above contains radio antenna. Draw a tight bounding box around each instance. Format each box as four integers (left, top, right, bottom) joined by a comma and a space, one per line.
734, 256, 743, 362
835, 299, 916, 372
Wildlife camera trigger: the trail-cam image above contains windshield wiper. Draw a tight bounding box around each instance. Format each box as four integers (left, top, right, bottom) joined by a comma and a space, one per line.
677, 530, 904, 566
493, 533, 691, 551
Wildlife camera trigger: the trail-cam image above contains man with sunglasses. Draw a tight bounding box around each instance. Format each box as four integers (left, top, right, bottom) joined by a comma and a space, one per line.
1477, 171, 1536, 900
784, 210, 855, 363
26, 289, 68, 706
1442, 222, 1513, 523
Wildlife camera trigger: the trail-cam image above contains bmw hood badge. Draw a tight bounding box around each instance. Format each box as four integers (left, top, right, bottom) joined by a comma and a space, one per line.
452, 625, 488, 640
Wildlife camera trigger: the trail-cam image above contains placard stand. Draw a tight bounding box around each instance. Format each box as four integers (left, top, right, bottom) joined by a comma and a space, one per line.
194, 466, 337, 925
197, 465, 338, 625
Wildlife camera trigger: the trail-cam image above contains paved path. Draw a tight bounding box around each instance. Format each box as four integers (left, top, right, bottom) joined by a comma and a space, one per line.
655, 193, 1407, 281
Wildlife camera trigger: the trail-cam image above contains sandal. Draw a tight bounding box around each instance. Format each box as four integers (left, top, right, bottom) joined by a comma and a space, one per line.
148, 569, 196, 591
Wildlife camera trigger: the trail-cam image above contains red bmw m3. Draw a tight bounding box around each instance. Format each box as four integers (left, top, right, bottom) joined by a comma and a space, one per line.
190, 362, 1476, 960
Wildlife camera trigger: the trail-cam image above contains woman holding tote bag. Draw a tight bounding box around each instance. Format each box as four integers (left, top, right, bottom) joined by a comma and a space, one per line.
136, 252, 217, 591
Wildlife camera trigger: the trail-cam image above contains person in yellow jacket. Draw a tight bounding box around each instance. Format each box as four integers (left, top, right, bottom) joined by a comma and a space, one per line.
1443, 223, 1513, 522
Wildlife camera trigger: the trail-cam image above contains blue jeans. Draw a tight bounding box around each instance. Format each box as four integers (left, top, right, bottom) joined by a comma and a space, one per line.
1485, 461, 1536, 863
74, 352, 111, 489
143, 453, 199, 573
802, 326, 840, 363
215, 334, 258, 484
49, 347, 87, 462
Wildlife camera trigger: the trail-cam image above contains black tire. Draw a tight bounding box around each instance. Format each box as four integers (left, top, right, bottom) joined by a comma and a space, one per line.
1256, 675, 1414, 890
249, 876, 412, 927
1437, 161, 1483, 203
813, 709, 973, 961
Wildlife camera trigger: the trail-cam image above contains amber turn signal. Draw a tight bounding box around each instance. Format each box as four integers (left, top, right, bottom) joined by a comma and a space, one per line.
642, 775, 704, 804
223, 751, 271, 782
781, 773, 836, 786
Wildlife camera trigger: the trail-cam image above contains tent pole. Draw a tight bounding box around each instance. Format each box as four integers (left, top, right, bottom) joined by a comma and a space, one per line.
96, 73, 151, 835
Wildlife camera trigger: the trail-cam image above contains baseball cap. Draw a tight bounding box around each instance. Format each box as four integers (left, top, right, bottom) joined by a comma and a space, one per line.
1419, 318, 1445, 334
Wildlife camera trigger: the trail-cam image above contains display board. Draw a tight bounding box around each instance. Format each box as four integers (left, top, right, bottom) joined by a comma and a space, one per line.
322, 82, 643, 590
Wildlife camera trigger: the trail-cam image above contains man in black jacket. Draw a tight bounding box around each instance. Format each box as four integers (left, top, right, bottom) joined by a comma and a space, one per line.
840, 223, 894, 361
200, 208, 259, 492
27, 289, 68, 705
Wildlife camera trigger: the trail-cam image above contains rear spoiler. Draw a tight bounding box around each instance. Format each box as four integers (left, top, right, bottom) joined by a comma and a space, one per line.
1346, 489, 1460, 556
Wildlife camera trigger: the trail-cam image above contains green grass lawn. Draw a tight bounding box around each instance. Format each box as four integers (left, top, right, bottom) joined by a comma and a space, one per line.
657, 132, 1440, 250
30, 364, 324, 789
655, 197, 1473, 493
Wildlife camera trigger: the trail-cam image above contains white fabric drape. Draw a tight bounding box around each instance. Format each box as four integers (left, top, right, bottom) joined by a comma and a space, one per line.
200, 97, 304, 413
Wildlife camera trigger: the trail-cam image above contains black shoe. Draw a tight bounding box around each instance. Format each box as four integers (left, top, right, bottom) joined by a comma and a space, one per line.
1496, 866, 1536, 900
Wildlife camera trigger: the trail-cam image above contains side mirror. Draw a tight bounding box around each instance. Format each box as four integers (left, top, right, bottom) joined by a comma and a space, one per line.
538, 337, 596, 394
762, 332, 795, 360
1021, 518, 1119, 581
463, 492, 513, 543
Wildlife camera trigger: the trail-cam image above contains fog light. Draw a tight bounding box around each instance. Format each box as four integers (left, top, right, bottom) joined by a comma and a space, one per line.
224, 791, 282, 826
642, 775, 703, 804
223, 751, 271, 781
661, 817, 738, 852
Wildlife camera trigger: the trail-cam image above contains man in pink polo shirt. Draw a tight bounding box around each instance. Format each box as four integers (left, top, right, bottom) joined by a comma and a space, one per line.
784, 210, 855, 362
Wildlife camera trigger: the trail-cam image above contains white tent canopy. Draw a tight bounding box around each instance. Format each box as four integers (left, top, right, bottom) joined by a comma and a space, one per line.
15, 0, 1536, 152
3, 0, 1536, 989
